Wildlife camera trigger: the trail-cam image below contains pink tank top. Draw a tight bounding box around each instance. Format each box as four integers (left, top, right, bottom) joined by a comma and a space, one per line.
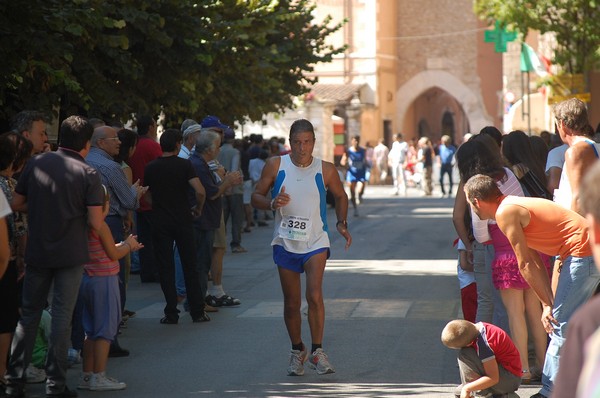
84, 230, 119, 276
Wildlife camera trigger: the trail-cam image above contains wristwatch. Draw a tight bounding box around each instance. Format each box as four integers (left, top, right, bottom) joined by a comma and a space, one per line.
336, 220, 347, 228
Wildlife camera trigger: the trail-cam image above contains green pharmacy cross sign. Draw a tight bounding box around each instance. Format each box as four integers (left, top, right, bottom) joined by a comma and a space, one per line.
484, 21, 517, 53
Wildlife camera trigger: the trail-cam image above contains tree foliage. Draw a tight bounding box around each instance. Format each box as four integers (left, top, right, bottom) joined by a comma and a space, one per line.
0, 0, 345, 126
474, 0, 600, 74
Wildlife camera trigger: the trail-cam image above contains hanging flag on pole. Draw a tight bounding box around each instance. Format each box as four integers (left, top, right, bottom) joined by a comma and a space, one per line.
520, 43, 549, 77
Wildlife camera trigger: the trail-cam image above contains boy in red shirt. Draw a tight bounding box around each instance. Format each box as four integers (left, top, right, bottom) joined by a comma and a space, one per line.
442, 319, 521, 398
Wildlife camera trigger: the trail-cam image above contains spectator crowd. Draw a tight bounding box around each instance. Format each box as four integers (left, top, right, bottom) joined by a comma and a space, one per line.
2, 97, 600, 398
0, 111, 291, 397
444, 98, 600, 398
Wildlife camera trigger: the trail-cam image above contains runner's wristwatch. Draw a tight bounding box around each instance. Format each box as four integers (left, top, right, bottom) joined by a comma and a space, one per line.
336, 220, 347, 228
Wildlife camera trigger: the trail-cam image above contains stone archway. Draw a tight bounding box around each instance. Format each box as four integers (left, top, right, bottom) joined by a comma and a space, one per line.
396, 70, 492, 137
441, 111, 456, 144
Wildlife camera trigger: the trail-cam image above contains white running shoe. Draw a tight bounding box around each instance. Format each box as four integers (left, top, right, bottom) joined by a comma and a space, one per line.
77, 372, 91, 390
308, 348, 335, 374
287, 348, 307, 376
90, 373, 127, 391
25, 366, 46, 383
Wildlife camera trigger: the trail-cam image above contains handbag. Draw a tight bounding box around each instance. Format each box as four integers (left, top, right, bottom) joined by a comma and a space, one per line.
516, 167, 552, 200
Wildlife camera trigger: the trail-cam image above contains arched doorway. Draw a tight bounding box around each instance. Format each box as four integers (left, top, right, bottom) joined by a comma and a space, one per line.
441, 111, 456, 144
404, 86, 468, 145
396, 70, 491, 144
418, 119, 430, 137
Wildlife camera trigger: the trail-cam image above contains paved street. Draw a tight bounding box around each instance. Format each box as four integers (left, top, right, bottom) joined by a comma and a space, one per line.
27, 185, 539, 397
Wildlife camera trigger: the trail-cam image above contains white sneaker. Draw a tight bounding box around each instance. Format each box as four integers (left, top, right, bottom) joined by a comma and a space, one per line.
308, 348, 335, 374
77, 372, 91, 390
287, 348, 307, 376
90, 373, 127, 391
25, 366, 46, 383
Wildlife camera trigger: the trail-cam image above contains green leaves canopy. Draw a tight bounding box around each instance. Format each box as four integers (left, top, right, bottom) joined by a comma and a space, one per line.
0, 0, 344, 125
474, 0, 600, 74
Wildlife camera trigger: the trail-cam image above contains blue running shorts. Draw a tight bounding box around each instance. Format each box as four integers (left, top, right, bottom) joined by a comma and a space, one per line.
273, 245, 330, 273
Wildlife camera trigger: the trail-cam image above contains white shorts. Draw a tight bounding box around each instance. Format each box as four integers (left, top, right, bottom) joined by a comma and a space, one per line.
243, 180, 253, 204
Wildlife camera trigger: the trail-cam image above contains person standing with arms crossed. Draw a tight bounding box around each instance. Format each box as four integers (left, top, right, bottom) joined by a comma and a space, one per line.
252, 119, 352, 376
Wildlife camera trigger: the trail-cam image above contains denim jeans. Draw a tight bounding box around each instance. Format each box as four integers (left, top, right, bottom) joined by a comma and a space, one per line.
193, 226, 215, 300
6, 264, 83, 395
473, 242, 509, 332
439, 163, 454, 195
540, 255, 600, 397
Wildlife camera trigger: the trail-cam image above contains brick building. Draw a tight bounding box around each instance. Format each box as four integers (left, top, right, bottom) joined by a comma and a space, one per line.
244, 0, 600, 162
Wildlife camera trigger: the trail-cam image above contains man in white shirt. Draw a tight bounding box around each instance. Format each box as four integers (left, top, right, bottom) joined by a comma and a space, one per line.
388, 133, 408, 195
372, 139, 389, 184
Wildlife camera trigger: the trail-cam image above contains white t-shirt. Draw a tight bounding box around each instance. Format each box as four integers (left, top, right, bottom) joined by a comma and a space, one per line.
388, 141, 408, 164
248, 158, 266, 183
545, 144, 568, 172
472, 167, 524, 243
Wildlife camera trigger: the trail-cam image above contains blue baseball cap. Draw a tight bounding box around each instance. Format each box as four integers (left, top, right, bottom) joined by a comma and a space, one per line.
223, 126, 235, 140
201, 115, 228, 131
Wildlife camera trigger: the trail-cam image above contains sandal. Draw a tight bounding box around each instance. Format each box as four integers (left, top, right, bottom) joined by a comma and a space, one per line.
192, 311, 211, 323
218, 295, 241, 307
521, 369, 531, 384
159, 316, 178, 325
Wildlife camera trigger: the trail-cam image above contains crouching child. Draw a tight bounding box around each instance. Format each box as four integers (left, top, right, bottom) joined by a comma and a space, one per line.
441, 320, 521, 398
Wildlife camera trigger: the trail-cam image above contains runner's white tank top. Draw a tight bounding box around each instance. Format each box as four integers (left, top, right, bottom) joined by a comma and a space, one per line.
270, 154, 330, 253
555, 139, 600, 209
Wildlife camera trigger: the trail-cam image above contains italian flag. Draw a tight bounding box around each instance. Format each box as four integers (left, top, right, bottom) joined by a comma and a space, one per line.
520, 43, 549, 77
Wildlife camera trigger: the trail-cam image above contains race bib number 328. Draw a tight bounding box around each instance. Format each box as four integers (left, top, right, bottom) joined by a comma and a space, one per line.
279, 215, 311, 242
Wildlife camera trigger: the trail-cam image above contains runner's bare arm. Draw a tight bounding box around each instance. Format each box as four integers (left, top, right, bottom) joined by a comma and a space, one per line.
323, 161, 352, 249
251, 157, 281, 211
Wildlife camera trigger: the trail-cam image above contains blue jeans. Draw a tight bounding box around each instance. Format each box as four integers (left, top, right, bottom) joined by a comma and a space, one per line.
540, 255, 600, 396
439, 163, 454, 195
193, 227, 215, 300
6, 264, 83, 395
473, 242, 509, 332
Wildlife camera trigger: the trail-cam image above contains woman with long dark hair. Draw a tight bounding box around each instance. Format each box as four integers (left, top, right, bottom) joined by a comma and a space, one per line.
502, 130, 549, 199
